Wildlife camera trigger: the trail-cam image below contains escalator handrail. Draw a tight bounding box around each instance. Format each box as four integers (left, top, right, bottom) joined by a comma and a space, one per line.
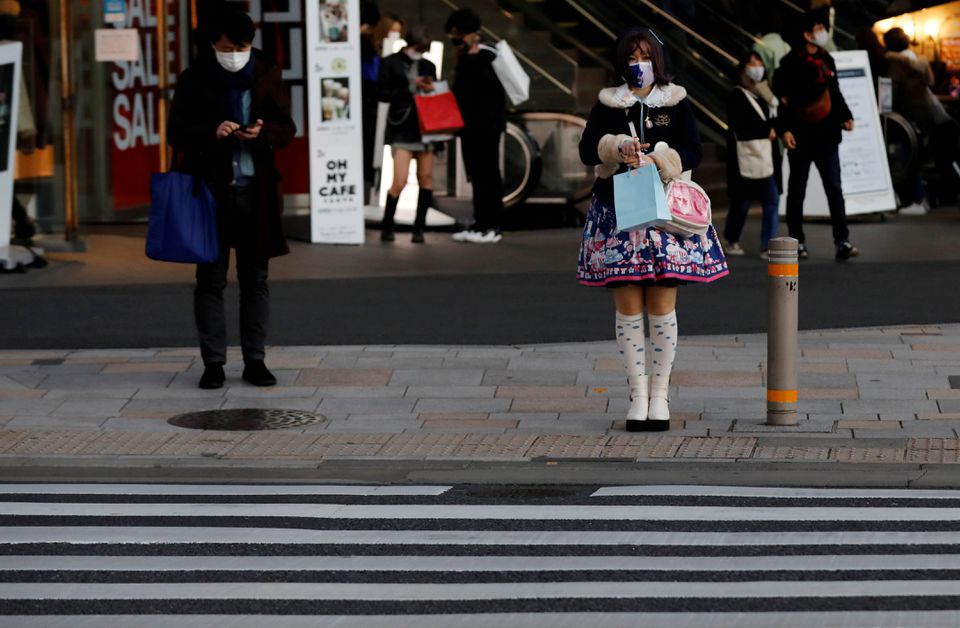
501, 0, 612, 70
632, 0, 739, 66
436, 0, 574, 95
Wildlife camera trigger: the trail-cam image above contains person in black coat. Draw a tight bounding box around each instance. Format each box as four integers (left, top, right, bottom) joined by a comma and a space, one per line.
378, 25, 437, 244
723, 51, 782, 257
577, 27, 728, 433
774, 12, 857, 261
446, 8, 506, 244
168, 9, 296, 390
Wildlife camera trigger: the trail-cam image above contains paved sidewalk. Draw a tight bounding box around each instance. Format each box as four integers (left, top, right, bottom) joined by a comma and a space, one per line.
0, 324, 958, 472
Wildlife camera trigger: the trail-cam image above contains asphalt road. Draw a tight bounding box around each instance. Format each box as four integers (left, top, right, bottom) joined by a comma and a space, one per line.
4, 259, 960, 349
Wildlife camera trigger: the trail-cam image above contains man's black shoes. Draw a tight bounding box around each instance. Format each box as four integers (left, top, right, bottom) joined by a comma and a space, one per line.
198, 364, 226, 390
835, 241, 860, 261
243, 360, 278, 387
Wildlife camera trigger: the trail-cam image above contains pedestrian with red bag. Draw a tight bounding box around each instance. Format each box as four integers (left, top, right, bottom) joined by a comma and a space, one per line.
378, 25, 438, 244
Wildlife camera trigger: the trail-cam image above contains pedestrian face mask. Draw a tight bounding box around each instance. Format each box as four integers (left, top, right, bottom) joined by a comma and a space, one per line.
215, 49, 252, 73
745, 65, 765, 82
810, 27, 829, 48
628, 60, 654, 89
449, 35, 465, 48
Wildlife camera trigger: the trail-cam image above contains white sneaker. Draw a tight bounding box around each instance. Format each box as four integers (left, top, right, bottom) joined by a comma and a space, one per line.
899, 201, 929, 216
466, 229, 502, 244
452, 230, 476, 242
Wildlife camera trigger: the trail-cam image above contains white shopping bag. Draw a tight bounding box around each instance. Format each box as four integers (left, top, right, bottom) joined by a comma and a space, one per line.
490, 40, 530, 106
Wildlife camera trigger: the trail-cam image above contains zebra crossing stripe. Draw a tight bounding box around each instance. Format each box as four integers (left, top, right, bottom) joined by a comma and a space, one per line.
5, 554, 960, 572
4, 527, 960, 546
4, 503, 960, 520
0, 485, 452, 496
592, 486, 960, 499
3, 580, 960, 600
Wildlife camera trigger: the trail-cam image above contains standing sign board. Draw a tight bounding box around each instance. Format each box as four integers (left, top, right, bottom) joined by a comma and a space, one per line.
0, 42, 22, 266
305, 0, 365, 244
780, 50, 895, 217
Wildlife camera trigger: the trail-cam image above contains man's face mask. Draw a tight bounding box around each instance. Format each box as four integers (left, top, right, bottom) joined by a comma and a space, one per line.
215, 49, 251, 72
810, 28, 829, 48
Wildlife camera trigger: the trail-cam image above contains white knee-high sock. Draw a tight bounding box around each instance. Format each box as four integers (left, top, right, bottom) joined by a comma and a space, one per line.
616, 312, 647, 421
647, 311, 678, 421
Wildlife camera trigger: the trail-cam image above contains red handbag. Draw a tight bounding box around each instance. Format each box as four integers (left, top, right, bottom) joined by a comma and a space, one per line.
414, 91, 465, 135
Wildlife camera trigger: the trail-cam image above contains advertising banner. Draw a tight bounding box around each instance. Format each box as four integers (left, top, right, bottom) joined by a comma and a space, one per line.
305, 0, 365, 244
0, 42, 22, 257
780, 50, 895, 217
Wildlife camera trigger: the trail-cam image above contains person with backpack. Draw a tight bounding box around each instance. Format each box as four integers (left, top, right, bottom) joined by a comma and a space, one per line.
577, 27, 729, 432
774, 12, 858, 261
445, 8, 506, 244
724, 51, 782, 258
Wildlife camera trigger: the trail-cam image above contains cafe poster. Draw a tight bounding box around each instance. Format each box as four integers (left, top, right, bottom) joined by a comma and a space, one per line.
780, 50, 895, 217
305, 0, 365, 244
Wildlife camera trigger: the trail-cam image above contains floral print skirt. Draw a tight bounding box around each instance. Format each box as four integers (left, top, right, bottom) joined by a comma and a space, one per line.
578, 195, 730, 287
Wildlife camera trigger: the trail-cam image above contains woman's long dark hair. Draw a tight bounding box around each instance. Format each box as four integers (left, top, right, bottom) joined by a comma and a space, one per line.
614, 27, 671, 87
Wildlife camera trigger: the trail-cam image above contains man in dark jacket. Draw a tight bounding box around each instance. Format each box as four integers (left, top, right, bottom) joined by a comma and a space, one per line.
168, 9, 296, 389
774, 12, 858, 261
445, 8, 506, 244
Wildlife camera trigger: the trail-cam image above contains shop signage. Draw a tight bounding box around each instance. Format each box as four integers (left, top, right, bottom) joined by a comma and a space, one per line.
104, 0, 128, 24
780, 50, 895, 217
94, 28, 140, 62
0, 42, 22, 258
305, 0, 365, 244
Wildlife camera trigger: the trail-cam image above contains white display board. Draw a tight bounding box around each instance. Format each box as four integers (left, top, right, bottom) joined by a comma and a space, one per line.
780, 50, 896, 217
0, 42, 22, 257
305, 0, 365, 244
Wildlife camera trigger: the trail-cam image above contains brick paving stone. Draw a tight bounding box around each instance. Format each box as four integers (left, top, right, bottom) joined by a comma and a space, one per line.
671, 372, 763, 387
858, 388, 929, 400
830, 447, 907, 463
406, 386, 497, 399
2, 373, 46, 388
483, 369, 579, 386
418, 412, 490, 421
80, 431, 177, 455
389, 369, 485, 387
0, 389, 46, 399
857, 374, 951, 389
223, 398, 320, 412
918, 412, 960, 420
798, 362, 849, 374
927, 390, 960, 400
908, 344, 960, 353
41, 373, 176, 390
803, 349, 893, 359
320, 420, 417, 434
732, 419, 836, 434
7, 431, 102, 455
511, 398, 609, 413
909, 438, 960, 450
456, 349, 525, 359
99, 418, 188, 432
413, 399, 511, 414
154, 433, 251, 457
223, 433, 325, 458
0, 359, 35, 366
526, 434, 611, 458
586, 386, 629, 397
442, 358, 510, 370
893, 424, 958, 438
507, 358, 597, 372
594, 357, 624, 371
377, 433, 468, 458
575, 371, 628, 387
295, 368, 391, 387
311, 386, 406, 399
906, 448, 960, 463
496, 385, 586, 399
675, 387, 764, 400
801, 388, 859, 400
225, 387, 318, 399
356, 357, 445, 369
846, 359, 935, 374
120, 409, 180, 420
450, 434, 538, 458
0, 400, 62, 415
753, 446, 831, 461
101, 363, 190, 374
838, 420, 902, 430
843, 400, 939, 415
680, 339, 745, 348
602, 435, 684, 458
46, 388, 139, 400
52, 399, 128, 418
154, 349, 202, 359
124, 399, 226, 414
293, 433, 391, 457
674, 436, 758, 459
0, 430, 28, 452
421, 419, 517, 431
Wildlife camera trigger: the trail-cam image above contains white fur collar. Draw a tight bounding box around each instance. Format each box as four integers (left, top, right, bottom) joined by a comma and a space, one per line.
598, 83, 688, 109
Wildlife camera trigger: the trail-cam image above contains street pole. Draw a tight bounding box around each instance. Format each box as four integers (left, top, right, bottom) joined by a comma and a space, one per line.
767, 237, 799, 426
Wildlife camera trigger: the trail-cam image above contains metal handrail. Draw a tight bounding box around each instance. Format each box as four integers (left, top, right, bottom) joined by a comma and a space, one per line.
633, 0, 739, 66
565, 0, 616, 40
436, 0, 573, 95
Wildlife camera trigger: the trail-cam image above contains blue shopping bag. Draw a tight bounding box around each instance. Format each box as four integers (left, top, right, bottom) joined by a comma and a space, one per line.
613, 164, 670, 232
146, 171, 220, 264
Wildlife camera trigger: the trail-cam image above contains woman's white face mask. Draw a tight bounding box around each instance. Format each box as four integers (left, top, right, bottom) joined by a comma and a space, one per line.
745, 65, 765, 82
215, 49, 251, 73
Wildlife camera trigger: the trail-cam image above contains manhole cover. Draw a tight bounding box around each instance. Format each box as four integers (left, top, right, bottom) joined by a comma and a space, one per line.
168, 409, 327, 431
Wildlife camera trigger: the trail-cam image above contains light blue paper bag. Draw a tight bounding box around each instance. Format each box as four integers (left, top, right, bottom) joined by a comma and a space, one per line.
613, 164, 670, 232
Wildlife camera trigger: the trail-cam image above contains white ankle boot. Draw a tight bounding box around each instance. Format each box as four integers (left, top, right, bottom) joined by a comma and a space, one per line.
625, 378, 648, 432
647, 383, 671, 430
